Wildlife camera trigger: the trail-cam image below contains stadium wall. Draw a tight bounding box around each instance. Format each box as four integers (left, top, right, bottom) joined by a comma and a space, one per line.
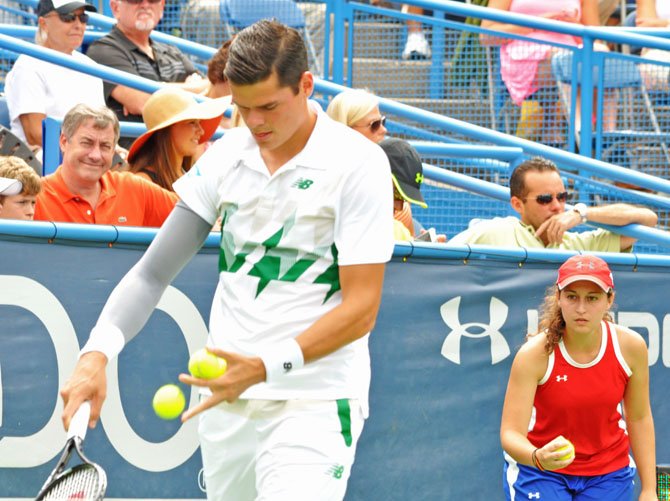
0, 233, 669, 499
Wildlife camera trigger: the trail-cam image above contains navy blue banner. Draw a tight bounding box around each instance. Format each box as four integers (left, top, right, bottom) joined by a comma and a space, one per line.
1, 238, 668, 499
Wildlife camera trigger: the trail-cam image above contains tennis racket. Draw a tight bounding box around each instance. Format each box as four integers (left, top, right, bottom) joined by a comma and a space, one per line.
35, 401, 107, 501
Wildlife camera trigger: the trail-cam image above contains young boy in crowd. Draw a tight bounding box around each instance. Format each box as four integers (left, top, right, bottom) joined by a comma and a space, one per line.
0, 156, 41, 220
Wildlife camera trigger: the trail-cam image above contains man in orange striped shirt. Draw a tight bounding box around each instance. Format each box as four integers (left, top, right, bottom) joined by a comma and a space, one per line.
34, 104, 178, 227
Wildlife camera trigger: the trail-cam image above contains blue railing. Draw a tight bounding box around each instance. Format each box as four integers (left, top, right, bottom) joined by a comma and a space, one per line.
0, 1, 669, 251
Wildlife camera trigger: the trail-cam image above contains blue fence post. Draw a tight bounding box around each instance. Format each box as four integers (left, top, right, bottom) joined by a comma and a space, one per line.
331, 0, 347, 85
579, 37, 595, 159
428, 10, 445, 100
42, 117, 62, 175
101, 0, 112, 18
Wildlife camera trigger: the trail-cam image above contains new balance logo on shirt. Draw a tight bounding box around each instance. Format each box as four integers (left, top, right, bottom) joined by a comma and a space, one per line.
292, 178, 314, 190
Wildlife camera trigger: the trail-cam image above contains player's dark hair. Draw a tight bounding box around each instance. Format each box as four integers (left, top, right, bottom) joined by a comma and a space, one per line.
509, 157, 560, 199
530, 285, 614, 353
224, 19, 307, 94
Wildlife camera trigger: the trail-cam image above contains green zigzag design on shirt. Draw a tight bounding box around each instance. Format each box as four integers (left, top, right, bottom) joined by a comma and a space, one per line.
218, 206, 340, 299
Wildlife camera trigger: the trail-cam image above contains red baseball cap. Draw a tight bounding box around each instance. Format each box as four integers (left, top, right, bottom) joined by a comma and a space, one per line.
556, 255, 614, 292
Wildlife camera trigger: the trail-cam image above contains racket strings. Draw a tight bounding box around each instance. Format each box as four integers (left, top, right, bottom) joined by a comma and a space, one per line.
41, 465, 104, 500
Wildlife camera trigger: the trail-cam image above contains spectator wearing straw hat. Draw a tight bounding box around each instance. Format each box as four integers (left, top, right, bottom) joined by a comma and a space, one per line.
448, 156, 657, 252
126, 88, 227, 192
86, 0, 206, 148
5, 0, 103, 154
34, 104, 177, 227
379, 138, 446, 242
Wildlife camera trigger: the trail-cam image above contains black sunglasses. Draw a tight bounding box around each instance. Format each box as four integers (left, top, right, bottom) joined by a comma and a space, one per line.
526, 191, 570, 205
51, 12, 89, 23
123, 0, 162, 4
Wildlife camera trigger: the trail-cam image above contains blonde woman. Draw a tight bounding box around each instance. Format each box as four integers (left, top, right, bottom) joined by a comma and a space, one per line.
326, 88, 387, 144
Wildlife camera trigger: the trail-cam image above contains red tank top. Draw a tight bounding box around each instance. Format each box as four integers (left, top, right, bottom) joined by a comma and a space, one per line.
527, 321, 632, 476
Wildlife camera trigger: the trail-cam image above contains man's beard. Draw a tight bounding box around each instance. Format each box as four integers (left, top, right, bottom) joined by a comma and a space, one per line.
135, 18, 157, 31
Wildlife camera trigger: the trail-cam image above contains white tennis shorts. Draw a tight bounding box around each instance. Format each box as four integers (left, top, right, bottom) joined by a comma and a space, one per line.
198, 398, 365, 501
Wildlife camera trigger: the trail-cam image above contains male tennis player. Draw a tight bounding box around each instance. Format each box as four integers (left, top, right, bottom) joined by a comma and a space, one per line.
61, 19, 394, 500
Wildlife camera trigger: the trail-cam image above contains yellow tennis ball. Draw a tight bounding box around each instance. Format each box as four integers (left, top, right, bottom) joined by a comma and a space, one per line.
188, 348, 227, 379
152, 384, 185, 420
556, 440, 575, 461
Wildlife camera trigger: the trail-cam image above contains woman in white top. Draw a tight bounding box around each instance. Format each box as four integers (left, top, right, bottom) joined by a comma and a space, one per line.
5, 0, 103, 152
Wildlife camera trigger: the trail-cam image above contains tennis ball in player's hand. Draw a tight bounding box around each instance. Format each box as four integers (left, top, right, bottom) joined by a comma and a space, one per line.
152, 384, 185, 420
556, 440, 575, 461
188, 348, 227, 379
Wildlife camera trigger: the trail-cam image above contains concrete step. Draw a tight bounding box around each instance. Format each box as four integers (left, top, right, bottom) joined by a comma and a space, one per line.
391, 97, 492, 129
344, 20, 465, 60
343, 57, 487, 100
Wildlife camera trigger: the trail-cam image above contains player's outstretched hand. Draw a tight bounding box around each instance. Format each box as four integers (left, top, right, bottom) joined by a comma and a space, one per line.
60, 351, 108, 431
178, 348, 266, 422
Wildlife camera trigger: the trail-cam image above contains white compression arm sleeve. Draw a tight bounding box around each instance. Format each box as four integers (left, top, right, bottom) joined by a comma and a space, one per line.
80, 202, 213, 359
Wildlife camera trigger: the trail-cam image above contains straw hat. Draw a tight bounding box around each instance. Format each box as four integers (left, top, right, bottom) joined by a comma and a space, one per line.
127, 88, 229, 162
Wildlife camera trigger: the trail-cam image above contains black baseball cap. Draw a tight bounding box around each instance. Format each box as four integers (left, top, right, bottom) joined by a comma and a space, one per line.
37, 0, 96, 17
379, 138, 427, 208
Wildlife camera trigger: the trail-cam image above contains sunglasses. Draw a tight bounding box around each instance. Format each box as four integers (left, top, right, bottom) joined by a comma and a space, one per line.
122, 0, 162, 4
526, 191, 570, 205
354, 116, 386, 133
50, 12, 89, 23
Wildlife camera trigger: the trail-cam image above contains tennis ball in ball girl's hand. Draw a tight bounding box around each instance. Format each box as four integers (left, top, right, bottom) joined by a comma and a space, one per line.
188, 348, 228, 379
152, 384, 186, 420
556, 440, 575, 461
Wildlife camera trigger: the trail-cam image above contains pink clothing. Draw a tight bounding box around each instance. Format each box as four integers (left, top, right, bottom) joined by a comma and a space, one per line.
500, 0, 582, 105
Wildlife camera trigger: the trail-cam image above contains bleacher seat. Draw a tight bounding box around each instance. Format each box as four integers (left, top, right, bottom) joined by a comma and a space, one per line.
219, 0, 322, 75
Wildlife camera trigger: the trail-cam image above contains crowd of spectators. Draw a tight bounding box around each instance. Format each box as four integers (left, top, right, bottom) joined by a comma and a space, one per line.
0, 0, 664, 250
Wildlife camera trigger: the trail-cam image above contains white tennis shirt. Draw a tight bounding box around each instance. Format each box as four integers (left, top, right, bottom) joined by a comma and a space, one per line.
174, 103, 394, 405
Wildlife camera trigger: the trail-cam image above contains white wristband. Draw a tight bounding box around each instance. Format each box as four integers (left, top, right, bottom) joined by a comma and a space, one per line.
258, 339, 304, 382
79, 324, 126, 361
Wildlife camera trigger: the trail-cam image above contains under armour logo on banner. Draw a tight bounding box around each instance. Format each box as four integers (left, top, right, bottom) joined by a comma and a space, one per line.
440, 296, 510, 365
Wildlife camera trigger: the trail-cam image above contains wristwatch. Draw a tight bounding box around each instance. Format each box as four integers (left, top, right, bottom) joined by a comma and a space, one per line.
573, 203, 588, 223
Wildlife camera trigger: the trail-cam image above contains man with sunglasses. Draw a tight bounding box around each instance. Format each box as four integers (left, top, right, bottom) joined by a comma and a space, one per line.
449, 156, 657, 251
86, 0, 205, 148
5, 0, 103, 154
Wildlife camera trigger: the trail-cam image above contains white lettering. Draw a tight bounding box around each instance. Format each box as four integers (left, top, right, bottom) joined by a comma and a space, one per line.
0, 278, 209, 472
101, 286, 208, 472
616, 312, 659, 366
0, 276, 79, 467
